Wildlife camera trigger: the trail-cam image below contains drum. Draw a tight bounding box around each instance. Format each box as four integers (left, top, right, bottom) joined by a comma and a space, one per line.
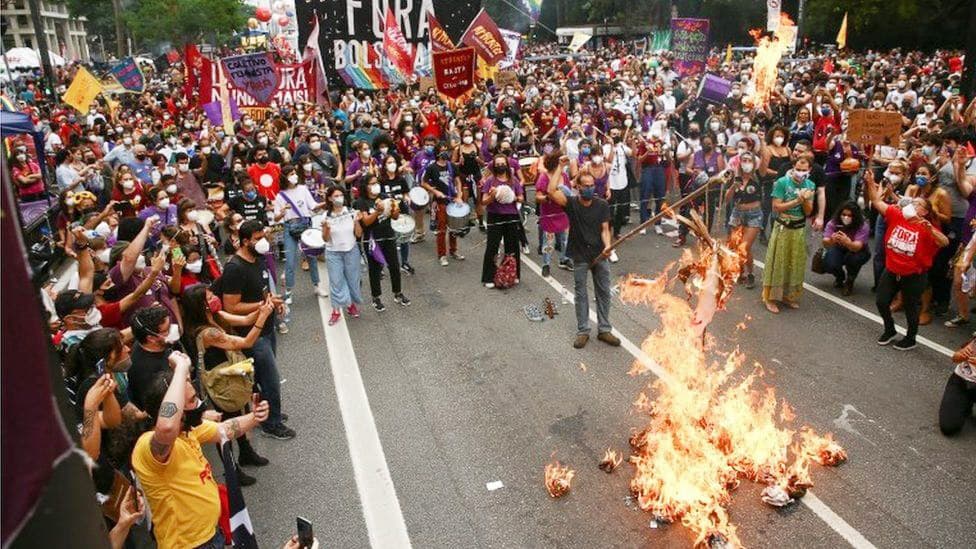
409, 187, 430, 211
193, 209, 215, 227
518, 156, 538, 185
697, 73, 733, 105
494, 184, 516, 204
391, 215, 416, 244
446, 201, 472, 233
300, 228, 325, 257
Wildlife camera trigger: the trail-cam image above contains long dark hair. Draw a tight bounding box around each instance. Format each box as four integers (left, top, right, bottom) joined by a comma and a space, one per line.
180, 284, 213, 349
64, 328, 123, 379
831, 200, 865, 231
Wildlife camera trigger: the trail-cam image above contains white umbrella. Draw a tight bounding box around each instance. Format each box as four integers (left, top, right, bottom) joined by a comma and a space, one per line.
3, 47, 66, 68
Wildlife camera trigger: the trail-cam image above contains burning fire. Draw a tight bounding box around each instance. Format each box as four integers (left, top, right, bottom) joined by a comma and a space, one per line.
599, 448, 623, 473
615, 227, 845, 547
544, 460, 575, 498
745, 13, 796, 109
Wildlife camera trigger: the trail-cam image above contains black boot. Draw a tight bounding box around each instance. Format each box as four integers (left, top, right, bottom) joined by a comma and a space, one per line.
238, 438, 269, 467
236, 465, 257, 487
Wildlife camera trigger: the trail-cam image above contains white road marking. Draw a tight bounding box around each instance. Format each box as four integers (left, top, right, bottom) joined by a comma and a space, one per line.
521, 256, 877, 549
315, 283, 412, 548
753, 259, 952, 357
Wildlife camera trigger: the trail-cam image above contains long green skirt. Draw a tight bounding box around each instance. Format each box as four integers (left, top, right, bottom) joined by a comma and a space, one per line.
762, 223, 807, 303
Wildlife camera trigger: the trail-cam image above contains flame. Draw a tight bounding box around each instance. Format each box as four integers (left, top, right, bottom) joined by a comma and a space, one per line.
599, 447, 623, 473
617, 229, 845, 547
544, 460, 575, 498
745, 13, 796, 109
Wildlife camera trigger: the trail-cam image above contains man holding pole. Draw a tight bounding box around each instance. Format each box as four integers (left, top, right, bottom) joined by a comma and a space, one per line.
546, 156, 621, 349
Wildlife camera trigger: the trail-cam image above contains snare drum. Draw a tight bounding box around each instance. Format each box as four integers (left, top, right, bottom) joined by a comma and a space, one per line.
446, 201, 472, 233
518, 156, 539, 185
299, 228, 325, 257
408, 187, 430, 211
391, 215, 416, 244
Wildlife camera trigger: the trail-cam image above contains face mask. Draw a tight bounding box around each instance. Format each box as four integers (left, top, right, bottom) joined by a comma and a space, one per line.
591, 155, 603, 165
741, 162, 754, 174
897, 81, 906, 89
201, 146, 212, 155
922, 145, 935, 157
386, 162, 397, 173
923, 104, 935, 113
187, 210, 200, 222
475, 132, 484, 140
773, 136, 784, 146
493, 164, 507, 175
873, 100, 883, 108
915, 175, 929, 187
901, 203, 917, 218
177, 163, 189, 173
581, 147, 591, 155
360, 149, 371, 158
287, 174, 299, 185
462, 136, 473, 144
332, 196, 345, 207
207, 295, 222, 315
309, 140, 323, 151
244, 190, 258, 201
826, 82, 837, 91
303, 162, 313, 172
257, 137, 269, 146
624, 119, 633, 127
253, 238, 271, 255
368, 184, 381, 196
884, 171, 902, 184
425, 145, 435, 155
85, 307, 102, 327
122, 137, 133, 146
135, 255, 147, 271
820, 107, 832, 116
580, 186, 596, 199
186, 260, 203, 274
896, 149, 908, 159
793, 170, 809, 180
256, 156, 269, 164
166, 183, 178, 195
157, 198, 170, 209
741, 122, 752, 131
709, 122, 720, 131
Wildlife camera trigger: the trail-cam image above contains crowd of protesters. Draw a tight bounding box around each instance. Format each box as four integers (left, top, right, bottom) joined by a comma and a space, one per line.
4, 37, 975, 547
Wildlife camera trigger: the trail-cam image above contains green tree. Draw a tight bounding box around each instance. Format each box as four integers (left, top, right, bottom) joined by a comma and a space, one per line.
65, 0, 120, 58
124, 0, 249, 47
804, 0, 967, 50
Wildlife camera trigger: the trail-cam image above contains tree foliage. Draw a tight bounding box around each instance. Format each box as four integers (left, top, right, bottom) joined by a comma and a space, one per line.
123, 0, 249, 47
64, 0, 120, 57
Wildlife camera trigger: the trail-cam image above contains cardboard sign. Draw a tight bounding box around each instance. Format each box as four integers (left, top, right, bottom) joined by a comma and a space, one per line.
494, 70, 518, 88
432, 47, 475, 99
847, 110, 903, 146
221, 52, 280, 105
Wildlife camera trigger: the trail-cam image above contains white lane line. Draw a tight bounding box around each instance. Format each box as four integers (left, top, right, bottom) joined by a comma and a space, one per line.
753, 259, 952, 357
520, 256, 877, 549
315, 283, 412, 548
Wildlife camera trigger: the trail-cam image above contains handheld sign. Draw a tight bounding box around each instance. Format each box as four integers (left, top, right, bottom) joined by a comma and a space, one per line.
847, 109, 903, 147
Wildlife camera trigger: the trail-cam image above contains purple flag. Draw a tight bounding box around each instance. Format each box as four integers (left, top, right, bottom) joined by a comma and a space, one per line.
220, 52, 281, 105
670, 18, 710, 77
201, 99, 241, 127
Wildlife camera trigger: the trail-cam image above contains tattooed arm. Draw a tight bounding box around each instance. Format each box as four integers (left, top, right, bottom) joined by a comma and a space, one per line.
149, 354, 192, 463
80, 375, 117, 460
205, 394, 270, 444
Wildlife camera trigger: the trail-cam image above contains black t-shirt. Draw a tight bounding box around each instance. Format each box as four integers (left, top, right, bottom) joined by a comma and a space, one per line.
222, 254, 275, 336
422, 162, 456, 203
189, 152, 225, 185
229, 194, 269, 225
564, 196, 612, 264
732, 176, 762, 204
380, 174, 409, 209
127, 343, 172, 412
355, 197, 395, 241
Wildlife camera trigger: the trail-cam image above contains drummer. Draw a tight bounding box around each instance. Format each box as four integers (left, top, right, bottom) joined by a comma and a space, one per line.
378, 154, 415, 275
480, 154, 525, 287
421, 147, 464, 267
357, 174, 411, 312
272, 166, 329, 302
454, 127, 486, 232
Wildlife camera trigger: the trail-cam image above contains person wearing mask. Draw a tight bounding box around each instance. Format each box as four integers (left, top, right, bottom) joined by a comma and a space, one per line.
455, 128, 486, 231
675, 132, 725, 248
480, 154, 525, 287
636, 134, 666, 235
343, 140, 378, 195
108, 219, 182, 328
11, 147, 45, 201
357, 175, 411, 311
188, 136, 225, 189
789, 108, 814, 148
126, 305, 178, 411
865, 170, 948, 351
273, 166, 328, 300
939, 338, 976, 436
55, 147, 96, 193
137, 187, 178, 237
132, 352, 270, 548
422, 149, 464, 266
535, 153, 573, 278
725, 151, 763, 289
408, 135, 438, 242
606, 127, 632, 261
378, 153, 415, 274
823, 136, 865, 226
295, 153, 330, 203
321, 186, 364, 325
932, 146, 975, 316
110, 170, 148, 218
127, 144, 155, 185
729, 117, 760, 153
904, 162, 953, 325
763, 158, 816, 313
247, 146, 282, 200
229, 178, 270, 226
821, 201, 871, 296
759, 126, 794, 234
61, 328, 123, 464
180, 284, 275, 485
102, 132, 135, 168
221, 220, 294, 439
303, 132, 340, 184
545, 167, 620, 349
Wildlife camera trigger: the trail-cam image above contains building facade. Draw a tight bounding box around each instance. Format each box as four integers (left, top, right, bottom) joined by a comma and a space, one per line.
2, 1, 90, 61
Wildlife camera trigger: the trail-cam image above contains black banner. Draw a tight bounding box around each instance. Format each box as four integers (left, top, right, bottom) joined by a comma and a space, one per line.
296, 0, 482, 90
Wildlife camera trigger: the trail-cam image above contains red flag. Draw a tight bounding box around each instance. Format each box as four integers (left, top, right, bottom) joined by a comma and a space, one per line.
383, 8, 414, 79
183, 43, 212, 108
432, 47, 475, 99
427, 12, 455, 53
460, 8, 508, 65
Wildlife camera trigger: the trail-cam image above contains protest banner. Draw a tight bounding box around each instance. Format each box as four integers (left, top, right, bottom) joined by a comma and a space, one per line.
296, 0, 480, 89
221, 52, 281, 105
428, 12, 456, 53
108, 57, 146, 93
460, 8, 507, 65
767, 0, 781, 32
432, 47, 475, 99
201, 98, 241, 128
62, 67, 102, 115
499, 28, 521, 68
847, 110, 903, 146
207, 61, 317, 109
670, 18, 710, 77
383, 7, 415, 79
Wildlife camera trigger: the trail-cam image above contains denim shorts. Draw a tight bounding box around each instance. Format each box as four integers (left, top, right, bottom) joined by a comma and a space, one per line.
729, 207, 763, 228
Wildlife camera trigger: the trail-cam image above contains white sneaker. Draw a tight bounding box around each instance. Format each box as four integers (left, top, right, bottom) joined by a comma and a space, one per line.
284, 292, 293, 305
521, 244, 531, 255
654, 225, 663, 235
609, 250, 619, 263
439, 256, 449, 266
639, 229, 647, 235
485, 282, 495, 289
315, 283, 329, 298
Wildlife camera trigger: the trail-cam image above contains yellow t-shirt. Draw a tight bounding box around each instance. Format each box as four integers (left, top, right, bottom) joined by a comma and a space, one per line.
132, 421, 221, 549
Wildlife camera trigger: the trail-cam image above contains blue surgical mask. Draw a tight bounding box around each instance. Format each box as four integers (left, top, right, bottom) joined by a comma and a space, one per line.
244, 190, 258, 201
915, 175, 929, 187
425, 145, 435, 154
580, 186, 596, 199
581, 147, 591, 155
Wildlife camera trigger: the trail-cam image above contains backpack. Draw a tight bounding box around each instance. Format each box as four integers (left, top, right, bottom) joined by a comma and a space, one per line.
493, 254, 518, 289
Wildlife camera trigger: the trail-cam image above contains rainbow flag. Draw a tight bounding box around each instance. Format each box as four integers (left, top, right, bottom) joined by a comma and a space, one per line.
522, 0, 542, 23
0, 93, 16, 112
338, 47, 388, 90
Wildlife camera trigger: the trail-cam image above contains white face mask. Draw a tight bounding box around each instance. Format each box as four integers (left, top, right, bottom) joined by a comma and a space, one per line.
741, 162, 755, 174
166, 184, 177, 194
85, 307, 102, 327
462, 136, 473, 144
253, 238, 271, 255
287, 174, 299, 184
740, 122, 752, 131
386, 162, 397, 173
591, 155, 603, 165
332, 196, 344, 207
201, 146, 212, 155
872, 100, 883, 108
185, 259, 203, 273
884, 171, 902, 184
135, 255, 147, 271
310, 141, 322, 151
378, 147, 389, 155
772, 136, 784, 146
178, 163, 189, 173
793, 170, 810, 180
709, 121, 721, 131
157, 198, 170, 209
368, 184, 381, 196
257, 137, 268, 146
923, 104, 935, 113
122, 137, 133, 146
475, 132, 484, 140
901, 203, 917, 219
303, 162, 313, 172
187, 210, 200, 222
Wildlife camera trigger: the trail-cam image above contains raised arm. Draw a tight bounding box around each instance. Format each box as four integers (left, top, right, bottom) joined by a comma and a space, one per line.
147, 353, 192, 464
119, 217, 157, 282
864, 169, 888, 216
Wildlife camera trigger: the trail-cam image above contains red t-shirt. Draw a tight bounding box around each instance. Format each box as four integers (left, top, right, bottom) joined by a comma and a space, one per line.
247, 162, 281, 200
883, 206, 942, 276
97, 301, 124, 329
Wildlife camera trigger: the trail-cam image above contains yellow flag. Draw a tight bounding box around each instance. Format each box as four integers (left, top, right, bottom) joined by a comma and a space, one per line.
836, 12, 848, 50
62, 66, 102, 114
724, 43, 732, 65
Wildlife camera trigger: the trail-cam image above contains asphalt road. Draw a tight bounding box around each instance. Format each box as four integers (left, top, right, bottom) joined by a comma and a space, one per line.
233, 207, 974, 549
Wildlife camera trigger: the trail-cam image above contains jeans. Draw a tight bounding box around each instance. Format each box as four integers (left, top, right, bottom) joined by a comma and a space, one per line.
609, 188, 629, 238
639, 165, 666, 224
399, 241, 410, 265
283, 227, 319, 290
193, 528, 224, 549
482, 212, 521, 283
366, 238, 401, 298
326, 248, 363, 309
931, 216, 964, 306
573, 259, 612, 335
542, 230, 568, 267
244, 334, 283, 429
938, 373, 976, 436
876, 269, 926, 341
823, 246, 871, 283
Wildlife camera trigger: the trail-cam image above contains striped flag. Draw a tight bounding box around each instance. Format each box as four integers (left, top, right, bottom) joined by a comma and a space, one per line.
302, 11, 331, 105
219, 438, 258, 548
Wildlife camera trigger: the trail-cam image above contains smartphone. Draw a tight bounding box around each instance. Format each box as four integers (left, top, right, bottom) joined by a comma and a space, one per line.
171, 247, 184, 262
95, 358, 106, 377
296, 516, 314, 549
113, 201, 129, 212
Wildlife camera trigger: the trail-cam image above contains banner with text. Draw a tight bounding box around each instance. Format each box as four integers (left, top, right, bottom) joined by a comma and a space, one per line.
670, 18, 710, 77
108, 57, 146, 93
296, 0, 480, 89
499, 28, 521, 68
767, 0, 781, 31
208, 61, 317, 109
460, 8, 507, 65
432, 47, 475, 99
221, 52, 281, 105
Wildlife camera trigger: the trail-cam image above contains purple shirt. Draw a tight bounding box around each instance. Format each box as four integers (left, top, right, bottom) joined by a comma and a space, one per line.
108, 263, 178, 328
410, 151, 436, 180
481, 176, 523, 216
536, 172, 570, 233
824, 219, 869, 245
825, 141, 864, 176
